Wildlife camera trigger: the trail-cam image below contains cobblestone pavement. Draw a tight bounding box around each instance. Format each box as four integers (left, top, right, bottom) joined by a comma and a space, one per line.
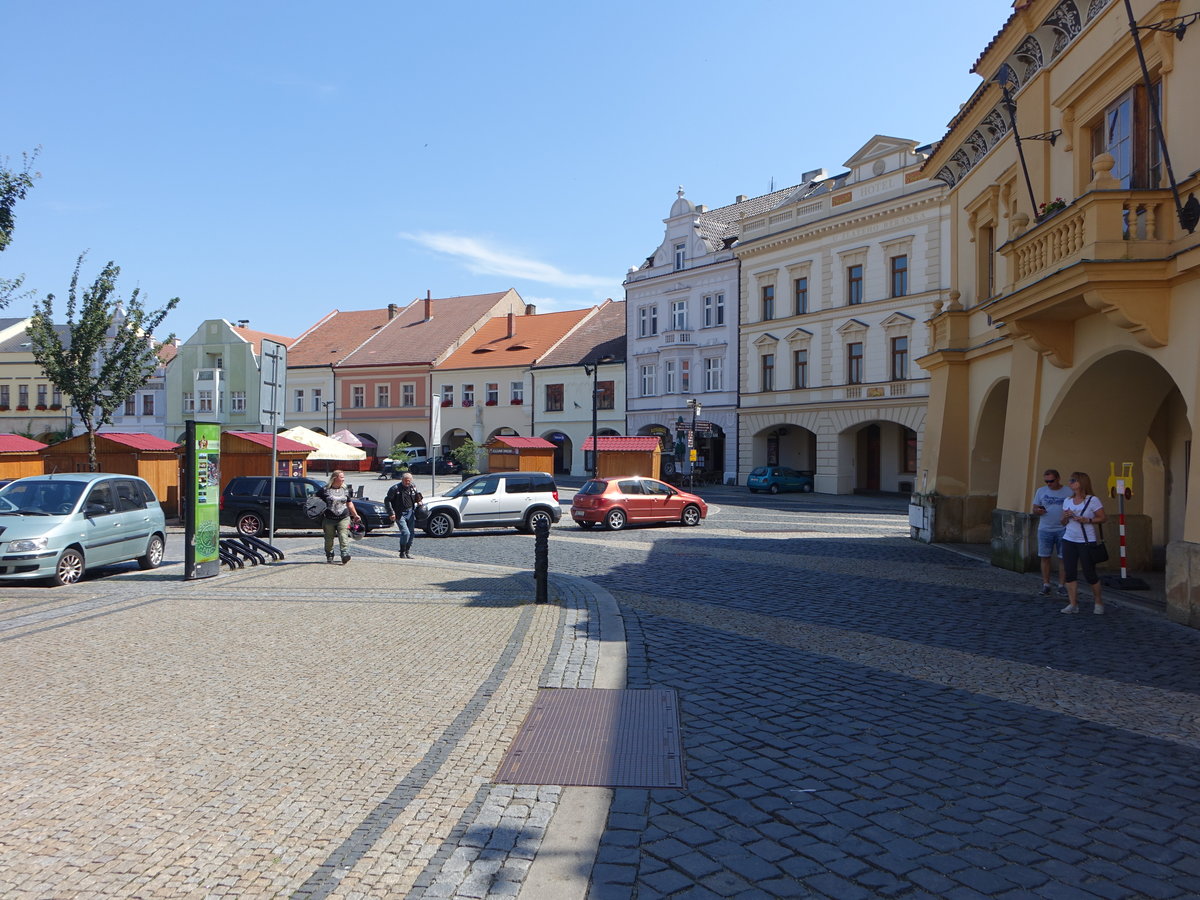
0, 536, 605, 900
392, 487, 1200, 899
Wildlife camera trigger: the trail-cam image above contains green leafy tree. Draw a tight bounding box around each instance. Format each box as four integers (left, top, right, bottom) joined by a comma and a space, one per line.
448, 438, 483, 474
27, 255, 178, 471
1, 148, 40, 308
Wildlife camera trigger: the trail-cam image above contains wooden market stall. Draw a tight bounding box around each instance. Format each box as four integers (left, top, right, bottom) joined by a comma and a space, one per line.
583, 436, 662, 480
485, 435, 556, 473
39, 432, 180, 510
220, 431, 312, 490
0, 434, 48, 481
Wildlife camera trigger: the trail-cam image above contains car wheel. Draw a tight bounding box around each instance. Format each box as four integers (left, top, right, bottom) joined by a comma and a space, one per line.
604, 508, 626, 531
138, 534, 165, 570
51, 548, 85, 586
681, 505, 702, 527
523, 508, 553, 534
769, 484, 780, 494
236, 512, 265, 536
577, 521, 596, 530
426, 511, 455, 538
801, 483, 813, 493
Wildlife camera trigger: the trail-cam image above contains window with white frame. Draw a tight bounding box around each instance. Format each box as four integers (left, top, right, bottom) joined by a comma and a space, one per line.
664, 360, 676, 394
703, 293, 726, 327
218, 392, 225, 413
680, 358, 691, 392
672, 300, 687, 331
377, 384, 390, 408
198, 390, 213, 413
312, 388, 322, 411
294, 389, 305, 412
674, 242, 686, 271
402, 384, 415, 407
231, 391, 246, 412
183, 391, 194, 412
510, 381, 524, 404
462, 384, 475, 406
638, 305, 658, 337
485, 383, 498, 405
640, 364, 657, 397
441, 384, 454, 406
703, 357, 722, 391
352, 385, 365, 408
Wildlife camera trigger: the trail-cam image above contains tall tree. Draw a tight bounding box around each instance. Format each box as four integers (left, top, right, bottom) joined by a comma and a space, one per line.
1, 148, 40, 308
27, 255, 178, 471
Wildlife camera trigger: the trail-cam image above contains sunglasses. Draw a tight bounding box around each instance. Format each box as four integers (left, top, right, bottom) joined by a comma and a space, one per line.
1044, 478, 1056, 483
1068, 477, 1080, 483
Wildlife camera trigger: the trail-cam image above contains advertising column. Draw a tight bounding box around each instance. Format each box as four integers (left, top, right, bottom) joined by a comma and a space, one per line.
185, 420, 221, 580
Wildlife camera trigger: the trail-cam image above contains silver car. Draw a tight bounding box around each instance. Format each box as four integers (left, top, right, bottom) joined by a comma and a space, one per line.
0, 473, 167, 586
421, 471, 561, 537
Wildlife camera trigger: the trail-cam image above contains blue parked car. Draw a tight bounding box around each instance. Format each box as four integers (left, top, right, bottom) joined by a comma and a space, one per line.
747, 466, 814, 494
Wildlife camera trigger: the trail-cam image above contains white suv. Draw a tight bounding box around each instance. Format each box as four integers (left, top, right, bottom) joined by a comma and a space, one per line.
421, 472, 561, 537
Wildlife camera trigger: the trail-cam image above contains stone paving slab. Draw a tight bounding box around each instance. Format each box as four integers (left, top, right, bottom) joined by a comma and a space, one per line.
0, 551, 606, 899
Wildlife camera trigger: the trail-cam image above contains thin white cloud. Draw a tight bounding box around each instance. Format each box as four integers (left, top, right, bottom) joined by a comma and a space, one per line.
400, 231, 612, 290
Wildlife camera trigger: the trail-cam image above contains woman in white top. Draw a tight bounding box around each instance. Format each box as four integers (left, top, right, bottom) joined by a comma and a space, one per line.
1059, 471, 1107, 614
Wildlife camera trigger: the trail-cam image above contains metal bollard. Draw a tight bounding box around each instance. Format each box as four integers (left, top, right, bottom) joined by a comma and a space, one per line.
534, 517, 549, 603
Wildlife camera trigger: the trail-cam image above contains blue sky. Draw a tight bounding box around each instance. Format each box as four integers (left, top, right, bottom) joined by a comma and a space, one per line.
5, 1, 1008, 344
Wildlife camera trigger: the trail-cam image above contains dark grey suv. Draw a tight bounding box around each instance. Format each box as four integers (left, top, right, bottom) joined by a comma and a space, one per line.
220, 476, 391, 536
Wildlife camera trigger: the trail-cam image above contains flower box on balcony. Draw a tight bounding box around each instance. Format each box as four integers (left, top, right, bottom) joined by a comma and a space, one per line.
441, 400, 453, 407
485, 400, 497, 406
462, 400, 473, 407
0, 406, 9, 411
35, 404, 47, 411
49, 404, 61, 410
16, 406, 28, 411
510, 399, 523, 405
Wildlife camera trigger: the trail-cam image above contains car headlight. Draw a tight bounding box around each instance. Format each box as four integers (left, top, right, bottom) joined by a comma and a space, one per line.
8, 537, 50, 552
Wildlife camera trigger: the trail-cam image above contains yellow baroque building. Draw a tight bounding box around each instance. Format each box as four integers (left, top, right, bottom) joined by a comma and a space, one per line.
913, 0, 1200, 626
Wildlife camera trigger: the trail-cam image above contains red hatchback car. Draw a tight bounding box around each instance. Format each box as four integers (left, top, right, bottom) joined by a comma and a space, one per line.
570, 476, 708, 530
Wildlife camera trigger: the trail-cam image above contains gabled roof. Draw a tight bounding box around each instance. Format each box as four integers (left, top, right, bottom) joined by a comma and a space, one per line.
487, 435, 555, 449
340, 291, 523, 368
95, 432, 180, 451
224, 431, 316, 454
583, 436, 661, 452
287, 308, 396, 366
439, 306, 593, 371
157, 342, 177, 364
232, 325, 294, 355
537, 300, 626, 368
0, 434, 48, 452
694, 185, 805, 247
0, 323, 69, 353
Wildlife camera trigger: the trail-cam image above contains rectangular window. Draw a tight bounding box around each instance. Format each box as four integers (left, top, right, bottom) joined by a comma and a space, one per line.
545, 383, 563, 412
124, 397, 136, 416
761, 285, 775, 321
510, 381, 524, 404
142, 394, 154, 416
462, 384, 474, 407
641, 365, 657, 397
848, 265, 864, 305
218, 391, 225, 413
1091, 84, 1161, 189
402, 384, 415, 407
352, 385, 365, 408
672, 300, 688, 331
715, 293, 725, 325
680, 358, 691, 393
639, 306, 658, 337
794, 349, 808, 389
703, 295, 714, 327
53, 388, 62, 407
847, 342, 864, 384
485, 383, 498, 405
981, 226, 995, 299
377, 385, 390, 408
761, 353, 775, 391
294, 389, 305, 413
703, 357, 722, 392
230, 391, 245, 412
0, 385, 8, 407
704, 293, 725, 327
890, 255, 908, 298
441, 385, 454, 406
312, 388, 322, 412
891, 336, 909, 381
183, 391, 194, 412
664, 360, 676, 394
37, 385, 47, 406
18, 385, 28, 407
674, 242, 686, 271
198, 389, 213, 413
794, 277, 808, 315
596, 381, 615, 410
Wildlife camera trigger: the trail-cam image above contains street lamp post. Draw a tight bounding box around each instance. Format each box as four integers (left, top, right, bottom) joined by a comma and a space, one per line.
583, 355, 614, 477
323, 400, 336, 436
686, 398, 702, 482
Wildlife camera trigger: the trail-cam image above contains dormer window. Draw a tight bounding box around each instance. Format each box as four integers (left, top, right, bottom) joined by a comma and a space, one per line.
674, 243, 686, 271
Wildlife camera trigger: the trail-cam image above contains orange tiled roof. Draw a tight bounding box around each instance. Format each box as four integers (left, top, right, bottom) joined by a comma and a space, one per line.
288, 308, 396, 366
232, 325, 294, 356
538, 300, 625, 367
440, 307, 594, 371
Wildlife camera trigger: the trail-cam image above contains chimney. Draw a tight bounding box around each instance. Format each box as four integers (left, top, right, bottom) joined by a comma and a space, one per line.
387, 303, 398, 320
525, 303, 536, 316
507, 312, 516, 338
736, 194, 748, 203
424, 290, 432, 322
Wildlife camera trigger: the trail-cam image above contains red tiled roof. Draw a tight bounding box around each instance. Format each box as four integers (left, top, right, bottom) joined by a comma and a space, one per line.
441, 307, 594, 370
287, 308, 395, 367
0, 434, 48, 452
583, 436, 661, 452
537, 300, 626, 367
95, 432, 179, 451
232, 325, 295, 356
225, 431, 315, 454
488, 435, 555, 449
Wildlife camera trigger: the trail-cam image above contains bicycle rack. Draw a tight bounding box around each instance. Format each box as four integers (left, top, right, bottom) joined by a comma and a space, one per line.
238, 534, 285, 562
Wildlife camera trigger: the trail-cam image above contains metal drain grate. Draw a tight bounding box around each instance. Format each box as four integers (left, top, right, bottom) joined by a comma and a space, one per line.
495, 688, 684, 788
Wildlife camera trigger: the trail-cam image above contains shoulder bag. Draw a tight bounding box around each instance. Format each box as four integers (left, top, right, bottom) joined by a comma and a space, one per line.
1083, 495, 1109, 564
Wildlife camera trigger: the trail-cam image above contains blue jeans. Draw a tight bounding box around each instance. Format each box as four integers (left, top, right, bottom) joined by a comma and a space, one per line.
396, 510, 415, 551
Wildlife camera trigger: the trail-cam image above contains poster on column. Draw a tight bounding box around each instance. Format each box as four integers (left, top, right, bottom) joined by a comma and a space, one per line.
185, 421, 221, 580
